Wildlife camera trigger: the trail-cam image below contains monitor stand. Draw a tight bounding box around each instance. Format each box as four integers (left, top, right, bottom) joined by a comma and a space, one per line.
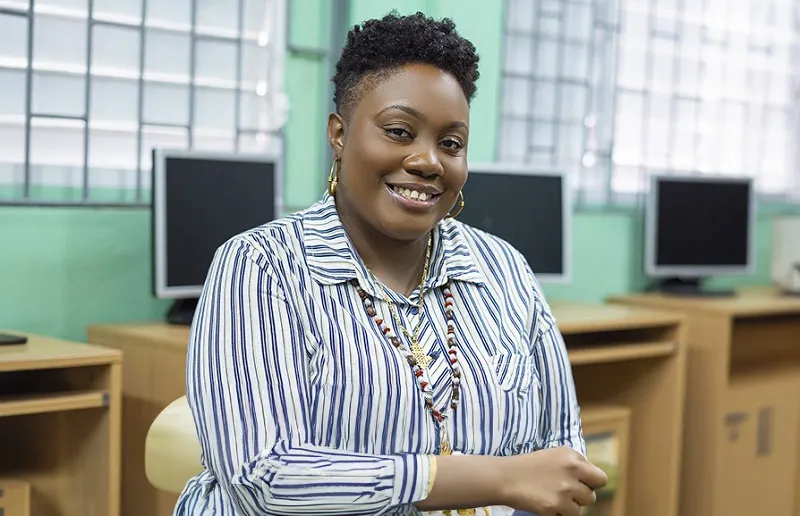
166, 298, 199, 325
652, 277, 736, 298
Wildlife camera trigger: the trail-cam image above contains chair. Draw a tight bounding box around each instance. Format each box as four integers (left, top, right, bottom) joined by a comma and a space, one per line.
144, 396, 203, 494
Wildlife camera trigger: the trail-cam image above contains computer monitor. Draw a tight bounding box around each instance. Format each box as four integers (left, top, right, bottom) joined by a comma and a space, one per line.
645, 174, 756, 296
152, 149, 282, 323
458, 163, 571, 283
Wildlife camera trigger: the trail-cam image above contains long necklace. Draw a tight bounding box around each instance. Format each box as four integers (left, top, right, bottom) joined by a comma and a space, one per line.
354, 233, 461, 452
354, 234, 477, 516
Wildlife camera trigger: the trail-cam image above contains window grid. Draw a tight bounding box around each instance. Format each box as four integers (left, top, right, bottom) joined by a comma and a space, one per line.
0, 0, 286, 206
500, 0, 800, 207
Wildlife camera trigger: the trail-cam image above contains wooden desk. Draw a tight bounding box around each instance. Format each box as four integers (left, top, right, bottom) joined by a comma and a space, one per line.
0, 331, 122, 516
89, 305, 686, 516
553, 303, 686, 516
610, 288, 800, 516
87, 324, 189, 516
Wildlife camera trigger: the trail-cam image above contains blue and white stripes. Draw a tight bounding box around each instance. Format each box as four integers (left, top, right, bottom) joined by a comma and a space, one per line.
175, 194, 584, 516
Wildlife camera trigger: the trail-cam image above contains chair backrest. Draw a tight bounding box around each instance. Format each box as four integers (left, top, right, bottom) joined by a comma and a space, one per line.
145, 396, 203, 494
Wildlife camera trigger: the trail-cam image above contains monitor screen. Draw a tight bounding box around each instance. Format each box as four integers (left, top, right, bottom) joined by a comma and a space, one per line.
459, 166, 568, 280
647, 175, 753, 275
153, 150, 280, 298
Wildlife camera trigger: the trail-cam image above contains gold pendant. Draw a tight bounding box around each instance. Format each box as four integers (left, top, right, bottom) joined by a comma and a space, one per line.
410, 341, 433, 370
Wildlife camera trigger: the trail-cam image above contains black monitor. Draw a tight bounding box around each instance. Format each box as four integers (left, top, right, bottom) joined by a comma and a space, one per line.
645, 174, 755, 296
152, 149, 281, 323
458, 163, 570, 282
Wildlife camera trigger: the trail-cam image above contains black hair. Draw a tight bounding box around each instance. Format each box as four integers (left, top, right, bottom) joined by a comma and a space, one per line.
331, 11, 480, 117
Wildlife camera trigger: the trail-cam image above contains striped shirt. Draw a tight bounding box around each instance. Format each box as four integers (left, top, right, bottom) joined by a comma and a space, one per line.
175, 194, 584, 516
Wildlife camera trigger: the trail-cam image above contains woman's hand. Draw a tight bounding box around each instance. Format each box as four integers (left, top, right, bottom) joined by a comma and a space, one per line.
500, 447, 607, 516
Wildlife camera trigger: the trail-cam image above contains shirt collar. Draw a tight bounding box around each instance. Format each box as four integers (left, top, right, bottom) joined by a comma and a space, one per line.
303, 194, 486, 293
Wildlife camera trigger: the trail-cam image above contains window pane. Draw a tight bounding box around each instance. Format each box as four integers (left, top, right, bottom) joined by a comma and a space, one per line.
0, 69, 26, 117
93, 0, 142, 21
33, 15, 87, 68
196, 0, 239, 35
240, 42, 268, 84
0, 13, 29, 66
140, 126, 188, 176
564, 2, 592, 41
506, 0, 535, 33
498, 118, 527, 162
535, 39, 559, 78
88, 129, 137, 170
145, 0, 191, 28
194, 88, 235, 131
533, 80, 557, 119
559, 84, 587, 121
143, 83, 189, 125
0, 124, 25, 165
91, 77, 139, 125
239, 90, 265, 130
195, 39, 237, 83
563, 43, 589, 80
92, 24, 140, 77
502, 77, 530, 116
144, 29, 190, 80
242, 0, 267, 35
504, 35, 534, 75
195, 133, 236, 152
32, 72, 86, 117
30, 119, 85, 167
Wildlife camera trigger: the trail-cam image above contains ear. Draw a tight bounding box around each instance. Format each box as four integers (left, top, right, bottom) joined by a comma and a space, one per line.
327, 112, 345, 158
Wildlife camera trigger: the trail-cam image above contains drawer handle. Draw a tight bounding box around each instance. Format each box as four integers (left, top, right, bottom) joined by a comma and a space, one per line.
725, 412, 749, 441
757, 407, 772, 456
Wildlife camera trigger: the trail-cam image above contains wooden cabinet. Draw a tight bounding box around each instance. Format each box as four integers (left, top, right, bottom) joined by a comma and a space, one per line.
87, 324, 188, 516
611, 287, 800, 516
0, 332, 122, 516
716, 373, 799, 516
552, 303, 686, 516
90, 305, 686, 516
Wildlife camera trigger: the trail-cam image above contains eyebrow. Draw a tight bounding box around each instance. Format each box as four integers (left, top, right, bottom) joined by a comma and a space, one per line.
376, 104, 468, 130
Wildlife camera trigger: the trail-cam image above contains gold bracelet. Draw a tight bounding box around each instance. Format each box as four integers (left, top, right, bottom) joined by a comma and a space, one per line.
425, 455, 438, 498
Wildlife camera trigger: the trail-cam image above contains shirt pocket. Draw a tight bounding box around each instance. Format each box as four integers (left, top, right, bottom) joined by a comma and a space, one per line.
490, 353, 538, 397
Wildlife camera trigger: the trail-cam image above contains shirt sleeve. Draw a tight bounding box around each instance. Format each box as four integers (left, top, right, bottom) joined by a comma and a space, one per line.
185, 237, 432, 515
527, 270, 586, 456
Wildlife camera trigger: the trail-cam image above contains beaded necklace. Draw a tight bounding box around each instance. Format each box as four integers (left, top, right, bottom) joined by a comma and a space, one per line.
353, 233, 462, 455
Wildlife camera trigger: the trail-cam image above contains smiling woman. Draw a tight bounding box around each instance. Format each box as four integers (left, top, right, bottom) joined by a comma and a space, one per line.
175, 11, 606, 516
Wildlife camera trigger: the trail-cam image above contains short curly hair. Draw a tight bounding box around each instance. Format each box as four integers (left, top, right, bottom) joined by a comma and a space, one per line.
332, 11, 480, 118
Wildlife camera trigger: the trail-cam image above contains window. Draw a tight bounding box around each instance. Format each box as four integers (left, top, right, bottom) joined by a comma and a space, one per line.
0, 0, 287, 205
500, 0, 800, 206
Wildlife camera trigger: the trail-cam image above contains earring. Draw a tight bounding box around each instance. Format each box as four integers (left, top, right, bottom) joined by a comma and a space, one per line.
327, 158, 340, 196
446, 191, 465, 219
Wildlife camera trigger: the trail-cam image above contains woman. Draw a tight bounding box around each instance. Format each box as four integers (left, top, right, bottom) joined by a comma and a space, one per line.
176, 12, 606, 516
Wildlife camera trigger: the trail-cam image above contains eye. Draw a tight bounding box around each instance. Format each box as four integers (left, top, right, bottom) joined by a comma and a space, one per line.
385, 127, 412, 139
440, 138, 463, 150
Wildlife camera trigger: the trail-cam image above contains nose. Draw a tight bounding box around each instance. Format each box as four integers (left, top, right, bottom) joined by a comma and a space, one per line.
402, 144, 444, 178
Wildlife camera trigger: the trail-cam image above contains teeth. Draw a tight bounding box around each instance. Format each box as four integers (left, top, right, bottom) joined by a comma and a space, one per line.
394, 186, 432, 201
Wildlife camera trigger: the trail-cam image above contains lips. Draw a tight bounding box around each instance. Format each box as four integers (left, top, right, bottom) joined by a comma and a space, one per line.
385, 184, 441, 211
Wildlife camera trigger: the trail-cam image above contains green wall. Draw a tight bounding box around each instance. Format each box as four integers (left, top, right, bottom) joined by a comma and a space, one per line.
1, 1, 797, 342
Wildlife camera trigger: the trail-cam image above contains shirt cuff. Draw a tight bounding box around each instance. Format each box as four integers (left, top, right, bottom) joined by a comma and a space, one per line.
392, 453, 432, 507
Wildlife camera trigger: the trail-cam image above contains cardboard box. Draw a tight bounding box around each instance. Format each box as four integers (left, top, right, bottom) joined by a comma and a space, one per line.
580, 406, 632, 516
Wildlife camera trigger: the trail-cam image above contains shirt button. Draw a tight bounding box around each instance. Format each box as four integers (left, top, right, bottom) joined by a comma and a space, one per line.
409, 306, 419, 315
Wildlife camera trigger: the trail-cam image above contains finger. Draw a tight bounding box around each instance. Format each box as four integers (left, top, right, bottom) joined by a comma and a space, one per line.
560, 500, 582, 516
573, 482, 597, 507
578, 463, 608, 490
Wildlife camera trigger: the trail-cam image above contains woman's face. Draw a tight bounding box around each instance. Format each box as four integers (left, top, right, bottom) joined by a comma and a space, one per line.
328, 63, 470, 242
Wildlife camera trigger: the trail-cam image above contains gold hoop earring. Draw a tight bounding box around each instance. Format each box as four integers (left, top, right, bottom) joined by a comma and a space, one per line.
446, 191, 465, 219
327, 158, 340, 196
